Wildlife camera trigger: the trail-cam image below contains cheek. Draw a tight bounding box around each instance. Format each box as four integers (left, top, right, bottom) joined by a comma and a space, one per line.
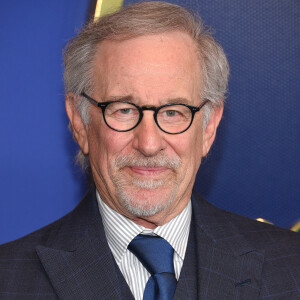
102, 130, 134, 156
170, 130, 203, 172
88, 123, 133, 169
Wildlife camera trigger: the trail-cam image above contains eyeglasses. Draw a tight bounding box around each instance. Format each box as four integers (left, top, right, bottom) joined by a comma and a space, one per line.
80, 92, 209, 134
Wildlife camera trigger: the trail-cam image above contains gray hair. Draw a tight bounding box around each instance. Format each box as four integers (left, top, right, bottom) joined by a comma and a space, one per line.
63, 1, 229, 170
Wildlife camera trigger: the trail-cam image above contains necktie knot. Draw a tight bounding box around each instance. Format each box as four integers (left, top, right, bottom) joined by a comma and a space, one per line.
128, 234, 174, 275
128, 234, 177, 300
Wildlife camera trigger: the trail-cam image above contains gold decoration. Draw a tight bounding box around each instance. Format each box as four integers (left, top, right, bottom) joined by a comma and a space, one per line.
290, 220, 300, 233
256, 218, 274, 225
94, 0, 124, 21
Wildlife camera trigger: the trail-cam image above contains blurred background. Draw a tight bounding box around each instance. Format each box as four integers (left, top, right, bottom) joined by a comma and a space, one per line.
1, 0, 299, 244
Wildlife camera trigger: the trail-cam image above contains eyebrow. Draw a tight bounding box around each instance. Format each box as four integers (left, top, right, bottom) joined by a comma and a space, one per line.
104, 95, 192, 106
104, 95, 134, 102
164, 97, 191, 105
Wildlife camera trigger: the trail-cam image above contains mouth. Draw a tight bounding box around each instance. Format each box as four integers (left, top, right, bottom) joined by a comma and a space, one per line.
114, 153, 182, 182
128, 166, 169, 176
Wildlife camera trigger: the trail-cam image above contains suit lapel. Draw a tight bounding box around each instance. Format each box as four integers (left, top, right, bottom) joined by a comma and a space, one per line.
36, 187, 134, 300
186, 191, 265, 300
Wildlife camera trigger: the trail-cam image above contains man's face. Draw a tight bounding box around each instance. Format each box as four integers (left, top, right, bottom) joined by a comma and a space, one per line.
67, 31, 222, 227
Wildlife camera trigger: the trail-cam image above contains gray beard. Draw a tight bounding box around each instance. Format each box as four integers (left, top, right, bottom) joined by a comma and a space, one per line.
110, 152, 182, 217
115, 177, 179, 217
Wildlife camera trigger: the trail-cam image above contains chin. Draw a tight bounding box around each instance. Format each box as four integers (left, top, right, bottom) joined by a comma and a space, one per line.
116, 182, 178, 217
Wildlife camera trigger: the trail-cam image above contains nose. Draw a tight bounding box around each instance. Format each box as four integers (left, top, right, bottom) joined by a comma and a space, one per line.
132, 112, 167, 157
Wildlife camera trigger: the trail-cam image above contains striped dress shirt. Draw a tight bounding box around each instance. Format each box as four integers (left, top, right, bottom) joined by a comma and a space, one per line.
96, 192, 191, 300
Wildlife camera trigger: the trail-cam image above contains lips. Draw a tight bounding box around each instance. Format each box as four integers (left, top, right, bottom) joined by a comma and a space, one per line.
128, 166, 169, 175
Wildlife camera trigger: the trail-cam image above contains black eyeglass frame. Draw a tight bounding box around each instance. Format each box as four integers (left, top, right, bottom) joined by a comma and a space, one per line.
80, 92, 210, 135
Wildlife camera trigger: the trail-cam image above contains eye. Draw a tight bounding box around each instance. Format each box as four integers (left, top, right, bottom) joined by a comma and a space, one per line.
160, 108, 183, 119
105, 102, 139, 123
164, 110, 179, 117
119, 108, 133, 114
158, 105, 191, 124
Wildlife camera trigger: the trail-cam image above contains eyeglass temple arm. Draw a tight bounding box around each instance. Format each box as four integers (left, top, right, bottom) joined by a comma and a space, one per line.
198, 99, 210, 110
81, 92, 99, 106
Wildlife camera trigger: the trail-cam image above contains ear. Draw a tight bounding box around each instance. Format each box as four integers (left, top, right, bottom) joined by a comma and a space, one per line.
202, 103, 224, 157
65, 93, 89, 155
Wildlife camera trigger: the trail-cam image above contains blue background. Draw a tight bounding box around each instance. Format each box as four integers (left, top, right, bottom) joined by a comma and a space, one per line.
1, 0, 299, 244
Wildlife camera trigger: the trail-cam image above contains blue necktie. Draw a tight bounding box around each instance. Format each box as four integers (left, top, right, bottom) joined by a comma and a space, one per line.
128, 234, 177, 300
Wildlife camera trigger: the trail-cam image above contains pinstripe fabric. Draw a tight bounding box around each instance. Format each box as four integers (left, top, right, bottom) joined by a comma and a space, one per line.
96, 192, 191, 300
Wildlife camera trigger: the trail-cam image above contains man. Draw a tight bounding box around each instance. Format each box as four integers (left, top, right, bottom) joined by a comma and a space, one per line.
1, 1, 299, 299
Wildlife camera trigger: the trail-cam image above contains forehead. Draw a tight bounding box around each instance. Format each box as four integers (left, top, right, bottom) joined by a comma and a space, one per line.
93, 31, 202, 104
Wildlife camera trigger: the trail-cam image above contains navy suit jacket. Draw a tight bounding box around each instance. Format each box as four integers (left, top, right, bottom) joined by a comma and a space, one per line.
1, 186, 300, 299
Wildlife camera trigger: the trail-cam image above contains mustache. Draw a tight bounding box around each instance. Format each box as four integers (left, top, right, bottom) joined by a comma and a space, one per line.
114, 153, 182, 170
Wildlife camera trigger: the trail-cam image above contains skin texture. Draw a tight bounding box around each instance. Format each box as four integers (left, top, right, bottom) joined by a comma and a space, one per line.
66, 31, 223, 228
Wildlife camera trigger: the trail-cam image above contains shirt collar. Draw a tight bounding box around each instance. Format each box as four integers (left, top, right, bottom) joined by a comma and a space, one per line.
96, 191, 192, 264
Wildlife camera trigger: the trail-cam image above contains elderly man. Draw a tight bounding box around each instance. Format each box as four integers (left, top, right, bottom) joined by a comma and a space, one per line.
1, 1, 300, 300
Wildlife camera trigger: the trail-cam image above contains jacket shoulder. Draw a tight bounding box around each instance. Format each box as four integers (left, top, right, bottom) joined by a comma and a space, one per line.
0, 187, 96, 298
0, 186, 95, 255
0, 215, 65, 298
192, 190, 300, 251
